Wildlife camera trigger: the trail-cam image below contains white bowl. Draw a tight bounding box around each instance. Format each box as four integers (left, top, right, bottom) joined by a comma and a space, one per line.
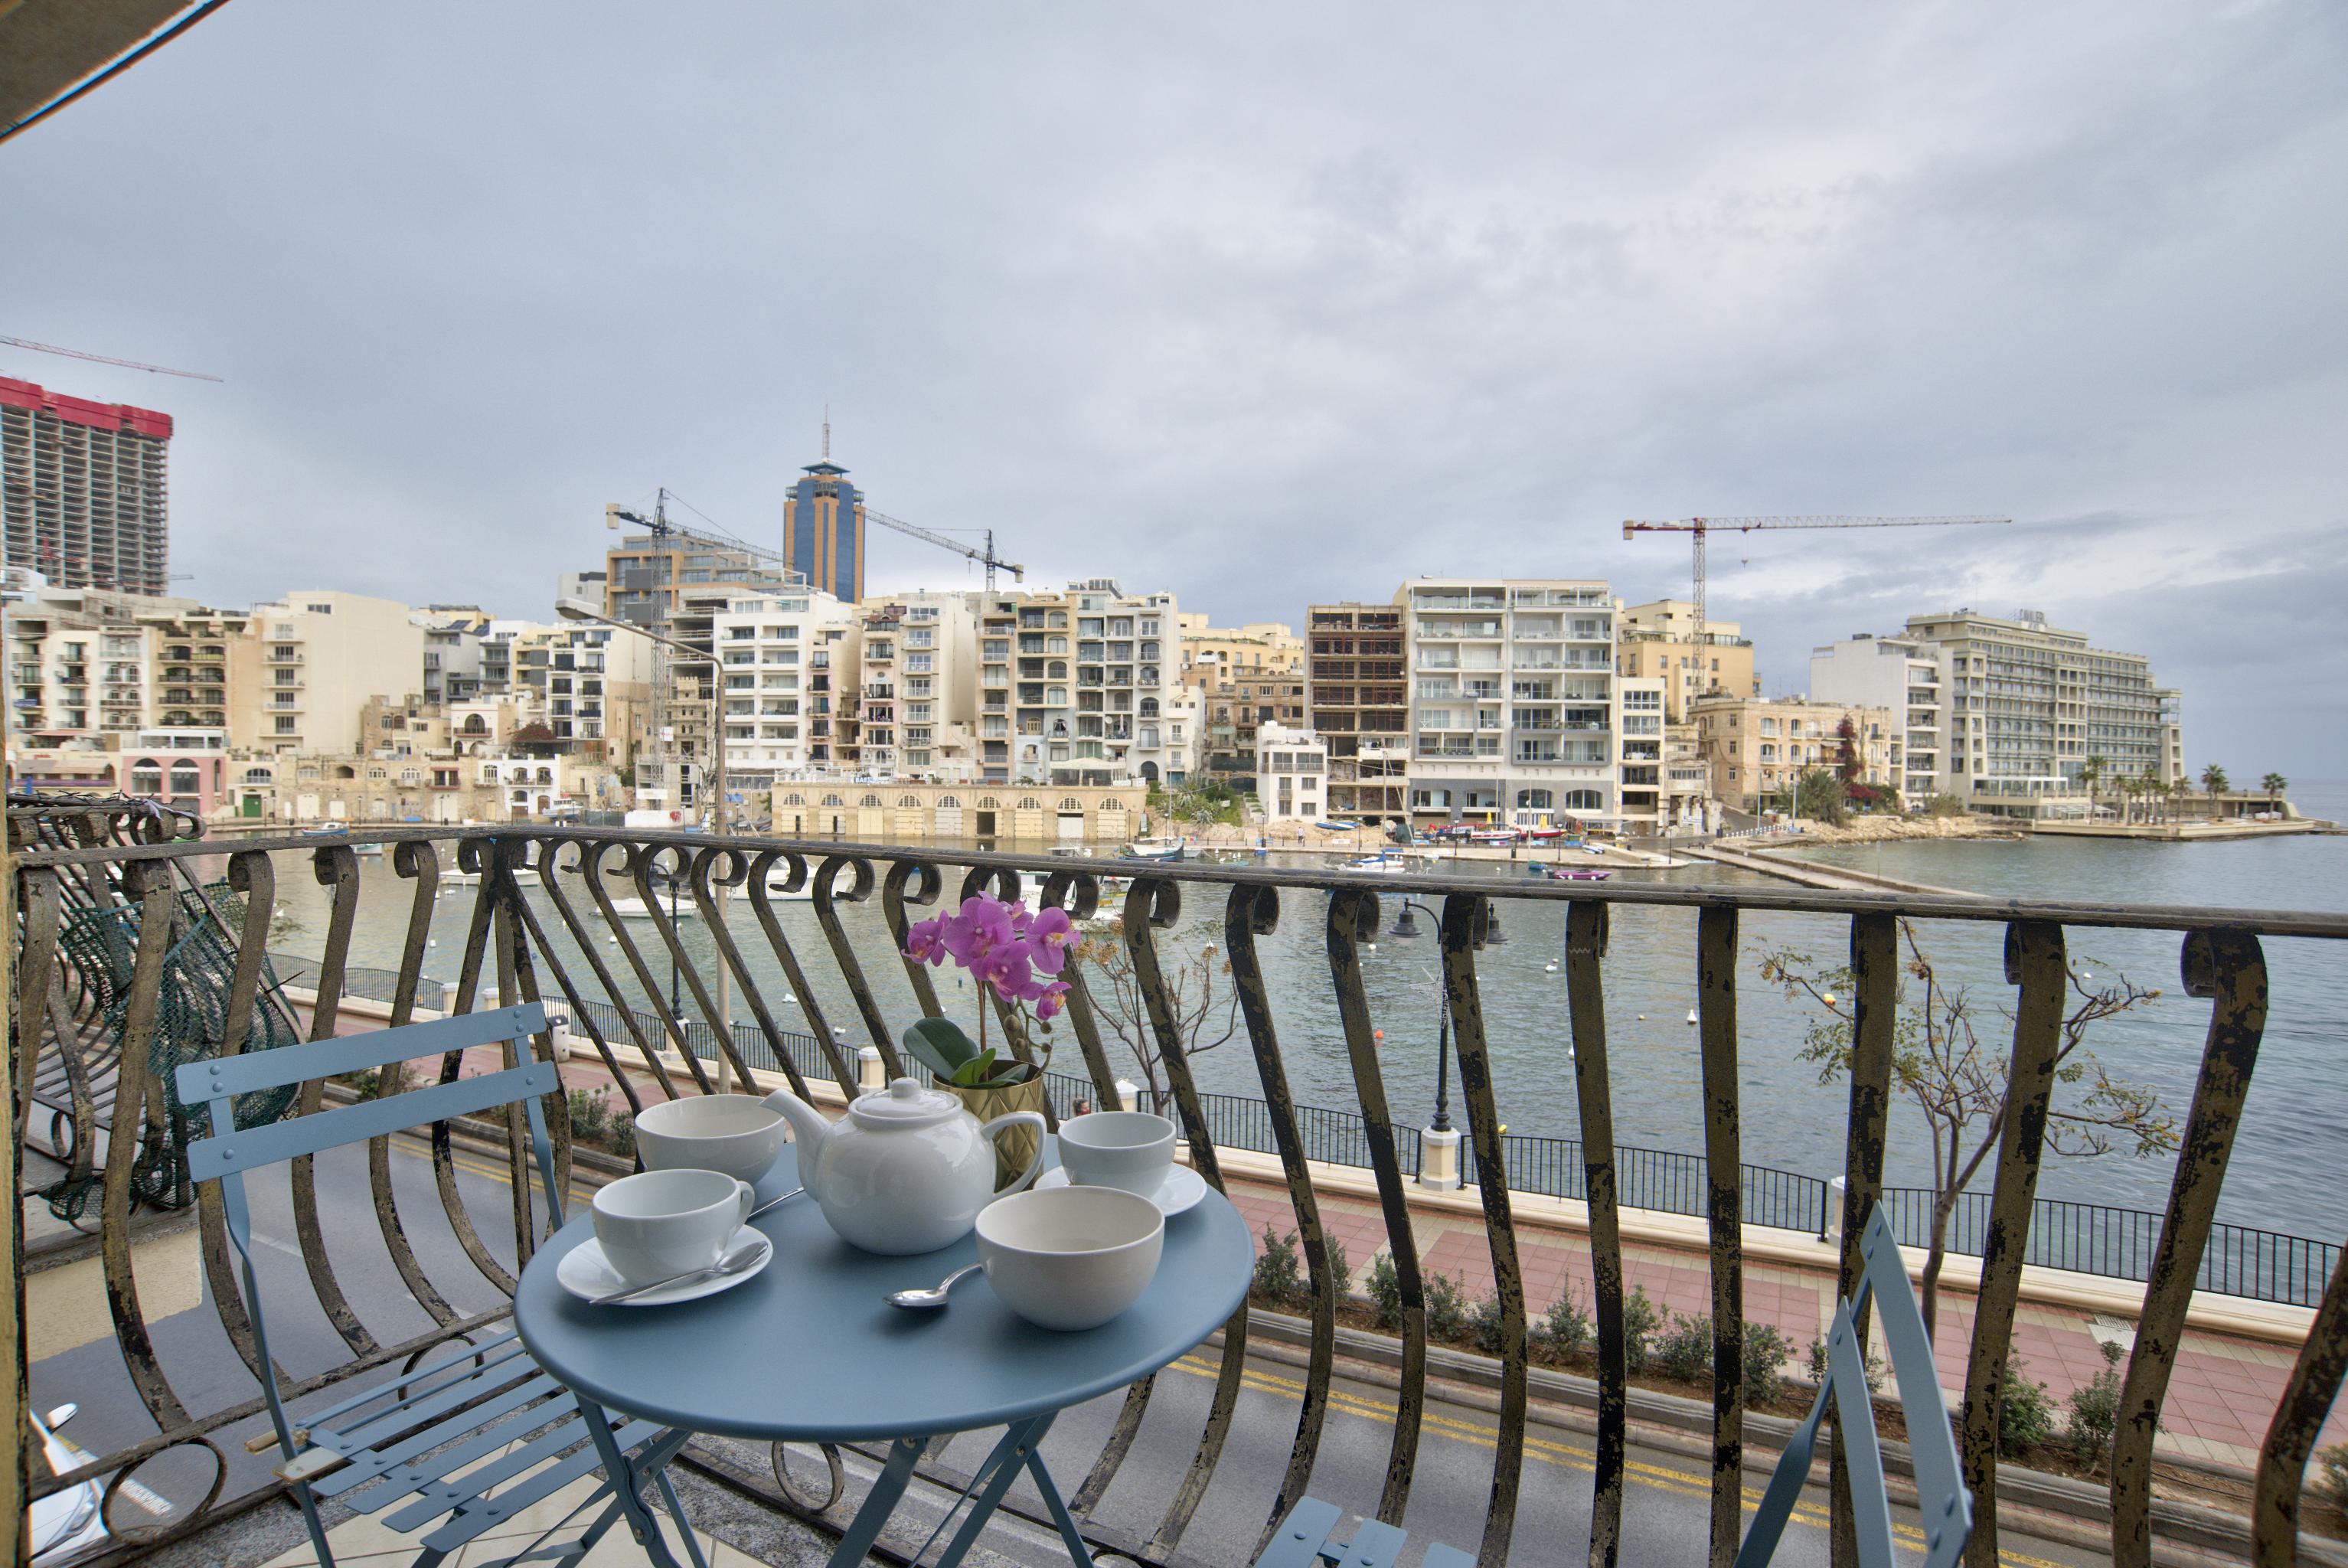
975, 1187, 1165, 1331
634, 1094, 789, 1184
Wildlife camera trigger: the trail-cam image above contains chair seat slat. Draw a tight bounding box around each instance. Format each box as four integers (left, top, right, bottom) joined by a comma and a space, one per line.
300, 1328, 526, 1428
1339, 1519, 1409, 1568
175, 1004, 546, 1101
188, 1062, 557, 1181
310, 1372, 566, 1500
419, 1419, 666, 1553
1256, 1500, 1350, 1568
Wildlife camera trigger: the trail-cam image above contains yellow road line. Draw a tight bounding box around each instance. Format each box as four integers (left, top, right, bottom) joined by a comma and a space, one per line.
1171, 1354, 2076, 1568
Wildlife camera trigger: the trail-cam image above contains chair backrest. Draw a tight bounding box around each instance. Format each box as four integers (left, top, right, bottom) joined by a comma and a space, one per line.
1736, 1207, 1972, 1568
177, 1003, 564, 1240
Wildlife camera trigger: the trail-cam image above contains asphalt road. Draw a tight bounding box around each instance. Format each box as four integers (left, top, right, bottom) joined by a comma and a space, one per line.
26, 1137, 2109, 1567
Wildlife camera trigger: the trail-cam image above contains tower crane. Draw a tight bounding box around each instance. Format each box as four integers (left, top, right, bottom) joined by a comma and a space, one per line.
1620, 514, 2011, 696
865, 509, 1024, 590
1, 335, 222, 381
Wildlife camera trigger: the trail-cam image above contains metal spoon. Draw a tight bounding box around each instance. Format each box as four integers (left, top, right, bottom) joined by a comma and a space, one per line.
590, 1240, 767, 1306
885, 1263, 984, 1311
746, 1185, 804, 1222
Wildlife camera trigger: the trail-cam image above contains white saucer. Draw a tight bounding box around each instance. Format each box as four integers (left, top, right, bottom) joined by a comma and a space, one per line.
557, 1230, 773, 1307
1036, 1164, 1207, 1217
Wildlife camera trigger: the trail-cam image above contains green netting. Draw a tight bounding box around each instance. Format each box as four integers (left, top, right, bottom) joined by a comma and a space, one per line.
41, 880, 303, 1220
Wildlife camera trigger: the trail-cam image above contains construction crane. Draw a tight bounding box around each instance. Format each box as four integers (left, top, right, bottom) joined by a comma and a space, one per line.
605, 488, 789, 568
1621, 514, 2011, 694
1, 335, 222, 381
865, 508, 1024, 590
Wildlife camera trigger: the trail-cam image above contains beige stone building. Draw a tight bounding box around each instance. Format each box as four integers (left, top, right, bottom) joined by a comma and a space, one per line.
769, 779, 1140, 844
1617, 599, 1759, 722
233, 590, 426, 756
1692, 695, 1894, 813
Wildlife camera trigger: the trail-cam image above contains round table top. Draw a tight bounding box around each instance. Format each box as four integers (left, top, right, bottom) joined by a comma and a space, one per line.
514, 1143, 1252, 1443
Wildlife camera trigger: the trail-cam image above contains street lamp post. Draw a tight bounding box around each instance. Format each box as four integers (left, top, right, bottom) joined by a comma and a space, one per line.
558, 597, 733, 1089
1387, 897, 1462, 1191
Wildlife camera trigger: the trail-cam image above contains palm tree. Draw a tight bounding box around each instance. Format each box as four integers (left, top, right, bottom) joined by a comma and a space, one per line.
2079, 753, 2107, 822
2170, 777, 2193, 823
2261, 772, 2288, 815
2199, 764, 2230, 821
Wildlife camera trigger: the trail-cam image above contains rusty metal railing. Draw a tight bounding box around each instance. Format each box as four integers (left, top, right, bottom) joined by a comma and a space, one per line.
10, 817, 2348, 1568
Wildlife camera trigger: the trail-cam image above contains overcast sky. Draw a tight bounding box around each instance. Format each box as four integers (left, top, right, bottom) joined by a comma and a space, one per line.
5, 3, 2343, 774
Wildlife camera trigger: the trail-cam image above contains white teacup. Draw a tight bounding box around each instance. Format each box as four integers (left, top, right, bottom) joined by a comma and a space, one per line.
1057, 1111, 1177, 1197
635, 1093, 791, 1184
591, 1168, 755, 1287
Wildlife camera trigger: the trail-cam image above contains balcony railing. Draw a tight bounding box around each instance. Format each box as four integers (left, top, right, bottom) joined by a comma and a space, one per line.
8, 806, 2348, 1568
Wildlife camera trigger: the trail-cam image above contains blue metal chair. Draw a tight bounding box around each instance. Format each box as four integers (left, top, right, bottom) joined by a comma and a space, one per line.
1736, 1205, 1974, 1568
177, 1003, 702, 1568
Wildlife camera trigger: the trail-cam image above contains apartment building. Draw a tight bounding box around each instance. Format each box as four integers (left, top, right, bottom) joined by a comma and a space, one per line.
232, 591, 426, 756
1808, 634, 1947, 805
1692, 694, 1894, 813
1858, 608, 2178, 816
416, 607, 491, 703
1615, 599, 1759, 722
1254, 721, 1327, 822
2, 376, 172, 595
1304, 603, 1409, 822
976, 580, 1181, 787
8, 729, 233, 815
705, 588, 864, 796
1401, 579, 1621, 830
603, 520, 800, 630
1615, 677, 1666, 831
5, 584, 188, 745
1177, 617, 1305, 788
851, 591, 981, 780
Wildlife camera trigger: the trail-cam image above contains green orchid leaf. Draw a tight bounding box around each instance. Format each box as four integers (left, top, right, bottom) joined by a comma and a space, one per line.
948, 1047, 1000, 1086
903, 1018, 980, 1079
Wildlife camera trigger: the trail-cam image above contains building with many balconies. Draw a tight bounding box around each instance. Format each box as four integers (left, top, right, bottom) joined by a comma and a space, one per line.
976, 581, 1181, 787
1304, 603, 1409, 823
1615, 599, 1759, 721
1400, 579, 1623, 831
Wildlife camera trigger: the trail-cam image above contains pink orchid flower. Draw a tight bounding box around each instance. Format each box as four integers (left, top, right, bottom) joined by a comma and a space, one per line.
1024, 906, 1076, 975
903, 915, 948, 965
1034, 979, 1073, 1021
974, 942, 1036, 1001
940, 894, 1015, 967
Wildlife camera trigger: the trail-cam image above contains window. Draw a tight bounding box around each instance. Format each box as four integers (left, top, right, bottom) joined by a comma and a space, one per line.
274, 716, 298, 734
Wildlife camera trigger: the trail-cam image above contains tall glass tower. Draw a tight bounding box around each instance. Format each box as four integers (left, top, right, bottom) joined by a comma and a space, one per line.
781, 459, 864, 603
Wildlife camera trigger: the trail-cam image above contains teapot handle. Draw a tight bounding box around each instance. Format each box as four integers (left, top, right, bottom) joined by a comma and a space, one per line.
977, 1111, 1049, 1197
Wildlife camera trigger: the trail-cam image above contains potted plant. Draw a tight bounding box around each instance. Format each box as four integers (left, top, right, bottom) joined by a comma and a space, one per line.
900, 893, 1076, 1189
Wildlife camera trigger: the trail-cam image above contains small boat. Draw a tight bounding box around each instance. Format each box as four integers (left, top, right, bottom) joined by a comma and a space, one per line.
1536, 865, 1610, 881
607, 895, 697, 921
1120, 839, 1187, 861
441, 869, 482, 887
1345, 851, 1422, 871
763, 863, 860, 902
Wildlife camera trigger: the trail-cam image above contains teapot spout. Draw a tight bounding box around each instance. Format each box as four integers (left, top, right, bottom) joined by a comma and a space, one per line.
761, 1089, 833, 1187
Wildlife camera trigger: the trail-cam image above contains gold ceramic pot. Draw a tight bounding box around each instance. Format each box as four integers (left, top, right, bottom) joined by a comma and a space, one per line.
934, 1072, 1048, 1192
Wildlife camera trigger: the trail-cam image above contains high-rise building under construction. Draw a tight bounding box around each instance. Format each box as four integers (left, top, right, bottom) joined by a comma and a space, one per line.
1, 376, 172, 595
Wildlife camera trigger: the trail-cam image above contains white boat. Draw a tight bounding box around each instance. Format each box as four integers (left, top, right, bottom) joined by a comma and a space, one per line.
1345, 851, 1426, 871
763, 863, 860, 902
607, 894, 697, 921
1120, 838, 1187, 861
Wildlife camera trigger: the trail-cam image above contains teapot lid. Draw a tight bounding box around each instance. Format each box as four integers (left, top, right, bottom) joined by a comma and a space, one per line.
847, 1077, 962, 1128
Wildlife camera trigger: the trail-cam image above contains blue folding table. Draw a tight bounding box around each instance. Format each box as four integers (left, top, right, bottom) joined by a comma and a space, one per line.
514, 1145, 1251, 1568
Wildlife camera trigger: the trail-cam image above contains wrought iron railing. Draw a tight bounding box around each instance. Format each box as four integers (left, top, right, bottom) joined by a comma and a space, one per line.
9, 809, 2348, 1568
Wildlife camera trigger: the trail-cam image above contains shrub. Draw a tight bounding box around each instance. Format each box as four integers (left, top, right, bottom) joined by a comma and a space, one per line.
567, 1087, 610, 1140
337, 1069, 383, 1101
1367, 1253, 1403, 1329
1655, 1312, 1713, 1383
1424, 1271, 1471, 1343
1999, 1358, 2057, 1457
1253, 1225, 1305, 1307
2063, 1341, 2127, 1471
1621, 1286, 1661, 1375
1540, 1285, 1592, 1360
1468, 1292, 1508, 1355
1744, 1323, 1795, 1408
1805, 1334, 1886, 1396
2320, 1443, 2348, 1524
1323, 1236, 1352, 1299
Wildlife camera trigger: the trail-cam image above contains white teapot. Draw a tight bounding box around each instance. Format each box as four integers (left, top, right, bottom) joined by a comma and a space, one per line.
765, 1079, 1046, 1256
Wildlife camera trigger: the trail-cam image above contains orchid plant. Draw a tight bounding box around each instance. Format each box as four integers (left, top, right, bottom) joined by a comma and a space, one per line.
900, 893, 1076, 1088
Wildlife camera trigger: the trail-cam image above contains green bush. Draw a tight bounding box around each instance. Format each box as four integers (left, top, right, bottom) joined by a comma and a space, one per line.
1367, 1253, 1403, 1329
1805, 1334, 1886, 1395
1424, 1270, 1471, 1342
1540, 1285, 1592, 1359
1323, 1236, 1352, 1298
565, 1088, 636, 1158
1621, 1285, 1661, 1375
1468, 1292, 1507, 1355
1999, 1358, 2057, 1457
2320, 1442, 2348, 1523
2062, 1341, 2127, 1471
1253, 1225, 1305, 1306
1654, 1312, 1712, 1383
1744, 1322, 1795, 1408
337, 1069, 383, 1101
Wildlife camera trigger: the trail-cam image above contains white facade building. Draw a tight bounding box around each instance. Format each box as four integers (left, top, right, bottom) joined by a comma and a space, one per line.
709, 588, 864, 790
1808, 634, 1948, 805
978, 581, 1182, 787
1400, 579, 1621, 829
1253, 722, 1327, 822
